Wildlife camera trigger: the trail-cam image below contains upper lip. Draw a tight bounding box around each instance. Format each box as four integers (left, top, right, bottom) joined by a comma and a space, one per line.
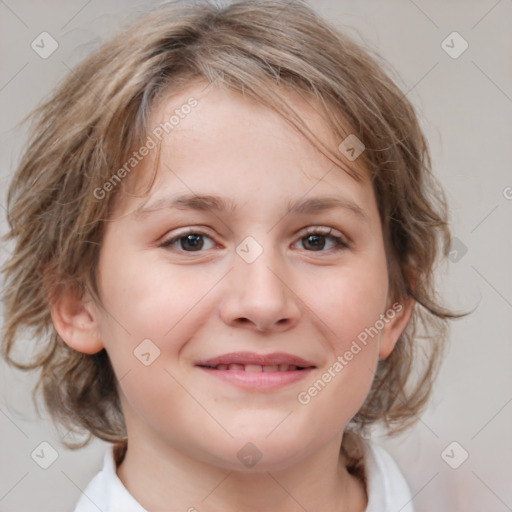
196, 352, 316, 368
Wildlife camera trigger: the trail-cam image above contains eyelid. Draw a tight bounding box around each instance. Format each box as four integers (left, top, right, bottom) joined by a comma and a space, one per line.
296, 226, 351, 250
159, 226, 217, 248
299, 226, 347, 241
159, 225, 351, 252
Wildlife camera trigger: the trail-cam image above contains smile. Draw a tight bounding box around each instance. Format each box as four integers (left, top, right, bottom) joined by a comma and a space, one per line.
202, 363, 305, 372
196, 352, 316, 391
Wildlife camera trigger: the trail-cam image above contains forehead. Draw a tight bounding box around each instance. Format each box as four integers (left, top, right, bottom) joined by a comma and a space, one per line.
116, 80, 375, 220
149, 80, 358, 165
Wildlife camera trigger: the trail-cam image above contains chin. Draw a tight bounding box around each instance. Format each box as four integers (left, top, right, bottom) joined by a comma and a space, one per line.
221, 434, 314, 473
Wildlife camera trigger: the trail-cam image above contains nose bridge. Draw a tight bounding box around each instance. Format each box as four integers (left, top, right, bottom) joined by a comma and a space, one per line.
252, 254, 284, 290
219, 234, 300, 331
235, 235, 287, 301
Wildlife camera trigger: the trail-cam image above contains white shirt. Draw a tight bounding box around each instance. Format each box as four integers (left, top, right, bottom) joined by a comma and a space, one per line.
73, 441, 414, 512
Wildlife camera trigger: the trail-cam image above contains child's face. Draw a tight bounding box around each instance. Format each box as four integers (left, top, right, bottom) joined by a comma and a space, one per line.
86, 81, 409, 470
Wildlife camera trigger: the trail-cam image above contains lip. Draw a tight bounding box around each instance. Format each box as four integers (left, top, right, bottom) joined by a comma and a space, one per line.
196, 351, 315, 368
196, 352, 316, 391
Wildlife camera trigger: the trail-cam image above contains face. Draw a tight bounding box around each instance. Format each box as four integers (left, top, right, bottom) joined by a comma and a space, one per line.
68, 81, 409, 472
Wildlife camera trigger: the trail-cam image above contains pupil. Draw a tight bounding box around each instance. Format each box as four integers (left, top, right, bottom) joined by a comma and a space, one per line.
182, 234, 203, 251
305, 234, 325, 250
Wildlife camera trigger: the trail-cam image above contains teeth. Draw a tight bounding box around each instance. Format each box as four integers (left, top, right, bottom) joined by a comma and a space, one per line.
227, 364, 244, 371
245, 364, 263, 372
214, 364, 302, 372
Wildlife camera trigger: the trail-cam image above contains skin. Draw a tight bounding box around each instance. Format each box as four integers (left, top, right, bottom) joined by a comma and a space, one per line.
52, 81, 414, 512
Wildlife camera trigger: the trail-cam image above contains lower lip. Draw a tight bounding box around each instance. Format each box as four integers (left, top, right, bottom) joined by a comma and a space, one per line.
198, 367, 314, 391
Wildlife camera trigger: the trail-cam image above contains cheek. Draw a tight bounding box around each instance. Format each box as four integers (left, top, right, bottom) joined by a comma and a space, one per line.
95, 254, 220, 444
301, 257, 388, 415
97, 249, 216, 343
315, 258, 389, 349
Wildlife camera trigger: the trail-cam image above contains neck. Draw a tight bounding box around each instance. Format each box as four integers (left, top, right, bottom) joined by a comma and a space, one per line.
116, 430, 367, 512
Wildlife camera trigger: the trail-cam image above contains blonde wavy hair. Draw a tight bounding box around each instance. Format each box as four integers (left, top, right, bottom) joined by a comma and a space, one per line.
2, 0, 465, 451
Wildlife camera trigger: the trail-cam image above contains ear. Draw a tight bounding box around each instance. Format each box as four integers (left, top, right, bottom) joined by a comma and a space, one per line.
378, 296, 415, 360
50, 285, 104, 354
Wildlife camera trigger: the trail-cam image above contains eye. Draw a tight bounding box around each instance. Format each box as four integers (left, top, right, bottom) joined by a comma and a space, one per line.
160, 230, 215, 252
159, 227, 350, 254
292, 227, 349, 252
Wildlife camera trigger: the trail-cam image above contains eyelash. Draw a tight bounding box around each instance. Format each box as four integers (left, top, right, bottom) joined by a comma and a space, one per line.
159, 227, 350, 254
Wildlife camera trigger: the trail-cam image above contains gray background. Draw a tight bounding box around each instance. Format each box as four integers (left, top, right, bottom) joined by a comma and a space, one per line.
1, 0, 511, 510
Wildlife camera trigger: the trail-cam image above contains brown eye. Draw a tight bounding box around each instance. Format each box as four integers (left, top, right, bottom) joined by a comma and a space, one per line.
302, 233, 328, 251
161, 231, 215, 252
294, 228, 349, 252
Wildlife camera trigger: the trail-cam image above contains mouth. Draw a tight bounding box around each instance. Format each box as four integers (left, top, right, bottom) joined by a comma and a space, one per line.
195, 352, 316, 391
199, 363, 308, 372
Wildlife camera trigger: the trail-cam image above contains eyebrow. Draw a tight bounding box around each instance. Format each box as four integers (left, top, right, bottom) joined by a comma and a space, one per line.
134, 193, 370, 225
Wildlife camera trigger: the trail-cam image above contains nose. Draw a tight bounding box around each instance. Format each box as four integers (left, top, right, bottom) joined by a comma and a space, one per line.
219, 245, 301, 333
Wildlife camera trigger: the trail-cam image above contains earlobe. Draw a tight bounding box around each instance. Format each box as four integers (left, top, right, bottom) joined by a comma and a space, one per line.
50, 286, 104, 354
378, 297, 415, 360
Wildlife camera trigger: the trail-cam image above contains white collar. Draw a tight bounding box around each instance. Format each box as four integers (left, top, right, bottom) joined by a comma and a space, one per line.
363, 441, 415, 512
73, 445, 146, 512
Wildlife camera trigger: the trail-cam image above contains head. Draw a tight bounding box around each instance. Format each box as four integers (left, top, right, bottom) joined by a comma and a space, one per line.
2, 0, 461, 466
